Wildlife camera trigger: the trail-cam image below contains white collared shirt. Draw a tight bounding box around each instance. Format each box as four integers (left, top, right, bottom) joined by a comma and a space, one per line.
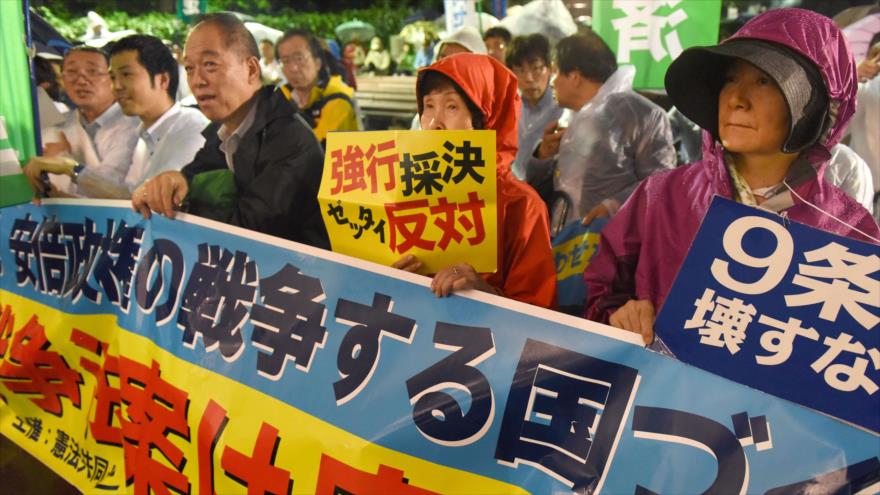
217, 99, 258, 172
55, 102, 139, 198
512, 83, 564, 180
124, 103, 208, 190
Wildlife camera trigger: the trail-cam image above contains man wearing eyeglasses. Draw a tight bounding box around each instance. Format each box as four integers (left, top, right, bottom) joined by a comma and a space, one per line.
131, 13, 329, 249
23, 46, 139, 200
507, 34, 564, 187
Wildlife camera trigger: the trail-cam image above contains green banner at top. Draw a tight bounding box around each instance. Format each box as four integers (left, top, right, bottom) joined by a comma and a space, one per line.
592, 0, 722, 90
0, 0, 37, 207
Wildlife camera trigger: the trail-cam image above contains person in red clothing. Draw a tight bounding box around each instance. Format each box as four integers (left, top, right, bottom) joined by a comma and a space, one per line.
393, 53, 557, 309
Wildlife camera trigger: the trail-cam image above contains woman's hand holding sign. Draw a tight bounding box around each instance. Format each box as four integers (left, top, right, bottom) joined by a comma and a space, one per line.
393, 254, 498, 298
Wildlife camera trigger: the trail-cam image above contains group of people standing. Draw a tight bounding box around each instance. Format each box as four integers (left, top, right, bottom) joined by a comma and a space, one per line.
22, 9, 880, 346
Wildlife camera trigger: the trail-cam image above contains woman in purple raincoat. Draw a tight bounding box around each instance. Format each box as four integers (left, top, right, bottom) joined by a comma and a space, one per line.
584, 8, 880, 345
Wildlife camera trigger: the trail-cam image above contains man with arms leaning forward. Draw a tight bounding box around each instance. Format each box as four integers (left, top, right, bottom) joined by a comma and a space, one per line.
132, 13, 328, 249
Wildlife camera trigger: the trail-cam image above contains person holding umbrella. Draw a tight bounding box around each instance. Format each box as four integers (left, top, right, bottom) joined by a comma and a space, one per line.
336, 19, 375, 71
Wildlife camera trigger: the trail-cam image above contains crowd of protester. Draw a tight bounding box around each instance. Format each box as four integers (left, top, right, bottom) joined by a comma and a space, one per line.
24, 7, 880, 346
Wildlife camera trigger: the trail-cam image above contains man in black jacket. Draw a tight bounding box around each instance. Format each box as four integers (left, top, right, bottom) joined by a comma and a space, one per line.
131, 13, 329, 249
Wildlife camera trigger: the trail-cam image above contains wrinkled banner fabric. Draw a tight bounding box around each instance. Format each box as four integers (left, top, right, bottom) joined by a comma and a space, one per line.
0, 200, 877, 495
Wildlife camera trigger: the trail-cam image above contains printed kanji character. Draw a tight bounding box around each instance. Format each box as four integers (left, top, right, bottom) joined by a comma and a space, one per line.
0, 314, 83, 416
52, 429, 71, 459
611, 0, 687, 63
251, 264, 327, 379
456, 192, 487, 245
118, 358, 191, 495
451, 140, 486, 184
683, 288, 756, 354
365, 139, 398, 193
342, 144, 367, 192
811, 332, 880, 394
25, 417, 43, 441
60, 218, 106, 302
755, 315, 819, 366
330, 145, 368, 193
83, 219, 144, 311
36, 216, 69, 295
406, 322, 495, 446
93, 456, 111, 483
400, 151, 445, 196
326, 201, 349, 226
65, 437, 82, 471
178, 244, 258, 361
785, 242, 880, 330
385, 200, 435, 253
495, 339, 639, 491
221, 422, 293, 495
333, 293, 417, 404
133, 238, 186, 326
8, 213, 41, 287
82, 450, 95, 480
430, 197, 462, 250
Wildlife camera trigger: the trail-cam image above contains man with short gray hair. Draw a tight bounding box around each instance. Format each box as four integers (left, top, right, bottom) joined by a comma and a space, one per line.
132, 13, 328, 249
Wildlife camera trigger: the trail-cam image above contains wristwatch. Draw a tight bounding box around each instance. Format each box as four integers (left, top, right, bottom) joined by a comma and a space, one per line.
71, 162, 85, 183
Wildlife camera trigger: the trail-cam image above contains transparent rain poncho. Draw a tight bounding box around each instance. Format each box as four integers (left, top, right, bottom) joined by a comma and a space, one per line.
554, 65, 676, 224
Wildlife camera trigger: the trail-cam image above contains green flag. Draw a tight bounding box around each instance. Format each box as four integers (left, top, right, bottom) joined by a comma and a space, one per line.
592, 0, 722, 90
0, 0, 37, 207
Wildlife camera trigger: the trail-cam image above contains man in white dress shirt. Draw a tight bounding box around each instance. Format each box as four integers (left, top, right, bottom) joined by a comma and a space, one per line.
107, 34, 207, 193
23, 46, 139, 199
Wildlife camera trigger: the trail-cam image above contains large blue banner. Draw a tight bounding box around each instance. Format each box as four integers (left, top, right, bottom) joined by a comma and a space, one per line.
1, 200, 878, 494
656, 197, 880, 434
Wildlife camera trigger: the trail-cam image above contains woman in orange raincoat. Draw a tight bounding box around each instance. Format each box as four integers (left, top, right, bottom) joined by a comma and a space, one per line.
394, 53, 557, 309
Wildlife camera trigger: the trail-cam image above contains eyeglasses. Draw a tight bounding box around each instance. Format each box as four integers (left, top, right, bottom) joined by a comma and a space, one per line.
61, 68, 109, 81
512, 63, 549, 78
279, 54, 312, 66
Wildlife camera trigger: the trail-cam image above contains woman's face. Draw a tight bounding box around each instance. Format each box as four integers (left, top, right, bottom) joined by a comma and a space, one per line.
420, 83, 474, 130
718, 59, 791, 155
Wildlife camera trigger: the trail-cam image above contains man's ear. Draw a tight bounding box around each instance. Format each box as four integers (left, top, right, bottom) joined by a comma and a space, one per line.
155, 71, 170, 93
247, 56, 261, 85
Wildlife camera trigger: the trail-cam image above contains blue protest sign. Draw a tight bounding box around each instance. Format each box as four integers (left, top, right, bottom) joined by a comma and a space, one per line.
552, 218, 608, 315
655, 196, 880, 433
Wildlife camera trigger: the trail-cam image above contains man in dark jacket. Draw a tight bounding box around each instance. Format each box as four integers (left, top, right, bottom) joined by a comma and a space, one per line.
131, 13, 328, 249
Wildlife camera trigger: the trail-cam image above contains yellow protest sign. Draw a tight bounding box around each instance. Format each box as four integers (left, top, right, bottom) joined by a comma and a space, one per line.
319, 130, 497, 274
